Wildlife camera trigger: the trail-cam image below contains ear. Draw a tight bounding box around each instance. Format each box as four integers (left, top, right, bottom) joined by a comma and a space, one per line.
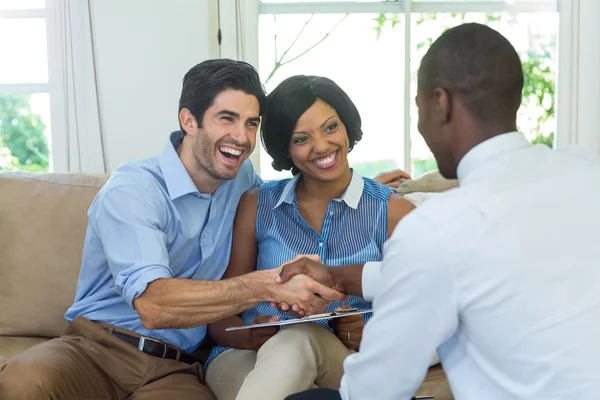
432, 87, 452, 124
179, 108, 199, 136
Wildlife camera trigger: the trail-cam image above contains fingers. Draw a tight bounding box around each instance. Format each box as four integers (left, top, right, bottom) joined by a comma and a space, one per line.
276, 260, 308, 284
287, 305, 305, 318
310, 281, 347, 303
334, 331, 361, 351
297, 293, 329, 315
374, 169, 412, 183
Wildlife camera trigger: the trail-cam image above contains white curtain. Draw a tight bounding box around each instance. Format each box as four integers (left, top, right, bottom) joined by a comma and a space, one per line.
47, 0, 107, 173
557, 0, 600, 154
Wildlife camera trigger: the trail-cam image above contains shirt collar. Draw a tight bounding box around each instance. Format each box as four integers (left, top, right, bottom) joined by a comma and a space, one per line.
274, 169, 364, 210
158, 131, 200, 200
456, 132, 531, 182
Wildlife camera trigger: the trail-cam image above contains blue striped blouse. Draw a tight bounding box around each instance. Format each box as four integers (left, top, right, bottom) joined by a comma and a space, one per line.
207, 170, 392, 364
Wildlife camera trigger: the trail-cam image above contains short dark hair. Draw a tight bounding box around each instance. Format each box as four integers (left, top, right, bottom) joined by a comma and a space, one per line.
418, 23, 523, 124
261, 75, 363, 174
178, 59, 266, 132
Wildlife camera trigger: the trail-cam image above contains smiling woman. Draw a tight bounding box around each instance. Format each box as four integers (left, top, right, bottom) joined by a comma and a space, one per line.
261, 75, 363, 178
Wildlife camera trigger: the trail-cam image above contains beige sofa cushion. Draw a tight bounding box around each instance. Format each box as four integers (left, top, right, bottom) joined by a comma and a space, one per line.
0, 172, 108, 338
396, 169, 458, 195
0, 336, 51, 366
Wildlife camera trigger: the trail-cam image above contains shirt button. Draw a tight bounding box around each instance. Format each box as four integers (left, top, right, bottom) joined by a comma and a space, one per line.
329, 212, 334, 216
319, 242, 324, 247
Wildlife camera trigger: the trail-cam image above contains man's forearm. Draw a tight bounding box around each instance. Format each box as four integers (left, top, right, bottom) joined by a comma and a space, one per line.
331, 264, 365, 297
134, 269, 277, 330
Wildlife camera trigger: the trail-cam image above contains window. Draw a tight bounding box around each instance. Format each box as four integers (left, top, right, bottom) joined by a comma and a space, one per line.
0, 0, 51, 172
255, 0, 558, 179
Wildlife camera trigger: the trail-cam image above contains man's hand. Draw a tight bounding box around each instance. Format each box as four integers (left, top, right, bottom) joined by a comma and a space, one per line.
329, 305, 365, 351
373, 169, 411, 190
271, 273, 347, 315
276, 256, 339, 290
272, 256, 341, 318
244, 314, 280, 351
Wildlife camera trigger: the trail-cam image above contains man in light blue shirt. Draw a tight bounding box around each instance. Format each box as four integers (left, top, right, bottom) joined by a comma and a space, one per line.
0, 59, 348, 400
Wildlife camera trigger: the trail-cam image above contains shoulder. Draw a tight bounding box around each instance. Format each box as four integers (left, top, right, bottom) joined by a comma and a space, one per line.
361, 177, 394, 201
260, 177, 291, 192
94, 159, 167, 213
239, 187, 260, 208
387, 192, 416, 218
234, 159, 261, 189
393, 186, 485, 241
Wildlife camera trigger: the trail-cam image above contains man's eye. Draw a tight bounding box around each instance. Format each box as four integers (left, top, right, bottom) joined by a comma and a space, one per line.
247, 122, 258, 128
222, 116, 234, 122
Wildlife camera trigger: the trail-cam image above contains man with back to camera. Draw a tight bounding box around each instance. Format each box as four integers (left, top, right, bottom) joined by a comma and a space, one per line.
283, 23, 600, 399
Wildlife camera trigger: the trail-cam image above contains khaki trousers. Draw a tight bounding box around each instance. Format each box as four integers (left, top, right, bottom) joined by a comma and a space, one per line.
0, 316, 215, 400
206, 323, 352, 400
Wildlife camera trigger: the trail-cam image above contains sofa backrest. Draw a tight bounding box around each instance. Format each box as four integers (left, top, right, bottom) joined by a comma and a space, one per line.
0, 172, 108, 338
0, 168, 457, 339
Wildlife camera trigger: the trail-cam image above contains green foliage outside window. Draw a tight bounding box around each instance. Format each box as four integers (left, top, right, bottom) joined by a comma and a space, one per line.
0, 94, 49, 172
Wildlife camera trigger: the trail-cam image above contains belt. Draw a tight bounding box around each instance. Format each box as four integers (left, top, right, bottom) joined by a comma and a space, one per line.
109, 330, 198, 365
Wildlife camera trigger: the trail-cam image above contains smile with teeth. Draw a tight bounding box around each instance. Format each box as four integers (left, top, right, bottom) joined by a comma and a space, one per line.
219, 145, 243, 159
311, 150, 338, 167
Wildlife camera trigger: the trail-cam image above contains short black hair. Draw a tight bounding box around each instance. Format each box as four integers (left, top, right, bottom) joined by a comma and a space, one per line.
178, 59, 266, 132
261, 75, 363, 174
418, 23, 523, 124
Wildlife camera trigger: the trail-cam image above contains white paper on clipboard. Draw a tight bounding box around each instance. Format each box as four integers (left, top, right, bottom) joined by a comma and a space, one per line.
225, 309, 372, 331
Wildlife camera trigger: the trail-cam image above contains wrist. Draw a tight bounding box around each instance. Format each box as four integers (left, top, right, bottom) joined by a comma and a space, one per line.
330, 267, 346, 294
250, 268, 281, 303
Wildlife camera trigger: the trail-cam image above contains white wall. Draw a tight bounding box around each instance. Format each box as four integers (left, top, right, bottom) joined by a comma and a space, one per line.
90, 0, 219, 170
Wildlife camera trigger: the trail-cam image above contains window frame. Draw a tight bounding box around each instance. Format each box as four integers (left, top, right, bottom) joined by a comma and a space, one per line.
223, 0, 565, 177
0, 3, 66, 172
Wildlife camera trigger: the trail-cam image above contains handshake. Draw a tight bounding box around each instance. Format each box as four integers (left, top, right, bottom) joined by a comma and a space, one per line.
267, 255, 348, 318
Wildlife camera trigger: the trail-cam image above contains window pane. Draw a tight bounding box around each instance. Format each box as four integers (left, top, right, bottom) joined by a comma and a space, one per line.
409, 12, 558, 177
0, 0, 45, 9
0, 93, 51, 172
0, 18, 48, 84
261, 1, 381, 3
258, 13, 406, 180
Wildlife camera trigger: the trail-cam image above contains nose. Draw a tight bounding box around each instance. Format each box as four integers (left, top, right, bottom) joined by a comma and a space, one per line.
229, 121, 248, 144
312, 133, 330, 155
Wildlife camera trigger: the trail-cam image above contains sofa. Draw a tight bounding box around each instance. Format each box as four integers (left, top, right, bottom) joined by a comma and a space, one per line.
0, 169, 457, 399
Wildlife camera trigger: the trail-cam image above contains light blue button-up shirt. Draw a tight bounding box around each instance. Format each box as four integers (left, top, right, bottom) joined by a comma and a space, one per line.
65, 131, 262, 353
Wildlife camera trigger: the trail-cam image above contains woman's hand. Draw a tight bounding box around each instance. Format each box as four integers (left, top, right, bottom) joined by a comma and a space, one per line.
329, 305, 365, 351
244, 314, 281, 351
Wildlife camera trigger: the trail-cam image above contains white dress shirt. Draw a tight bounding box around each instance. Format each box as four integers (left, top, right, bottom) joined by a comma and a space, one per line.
341, 132, 600, 399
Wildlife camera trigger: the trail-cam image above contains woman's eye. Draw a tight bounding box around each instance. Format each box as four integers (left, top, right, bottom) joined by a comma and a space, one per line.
293, 137, 308, 144
325, 123, 338, 132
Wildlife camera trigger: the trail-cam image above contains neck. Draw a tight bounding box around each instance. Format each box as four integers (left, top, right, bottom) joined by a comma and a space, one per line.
296, 167, 353, 202
177, 140, 220, 194
453, 120, 517, 170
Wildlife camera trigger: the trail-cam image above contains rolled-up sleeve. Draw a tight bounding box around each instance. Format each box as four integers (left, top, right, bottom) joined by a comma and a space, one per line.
94, 184, 173, 307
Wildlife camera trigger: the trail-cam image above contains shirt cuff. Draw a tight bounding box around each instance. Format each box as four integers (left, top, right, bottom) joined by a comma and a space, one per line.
115, 265, 173, 307
339, 374, 351, 400
362, 261, 383, 302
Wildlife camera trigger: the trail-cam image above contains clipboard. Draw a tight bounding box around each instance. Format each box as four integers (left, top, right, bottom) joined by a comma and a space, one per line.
225, 308, 372, 331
